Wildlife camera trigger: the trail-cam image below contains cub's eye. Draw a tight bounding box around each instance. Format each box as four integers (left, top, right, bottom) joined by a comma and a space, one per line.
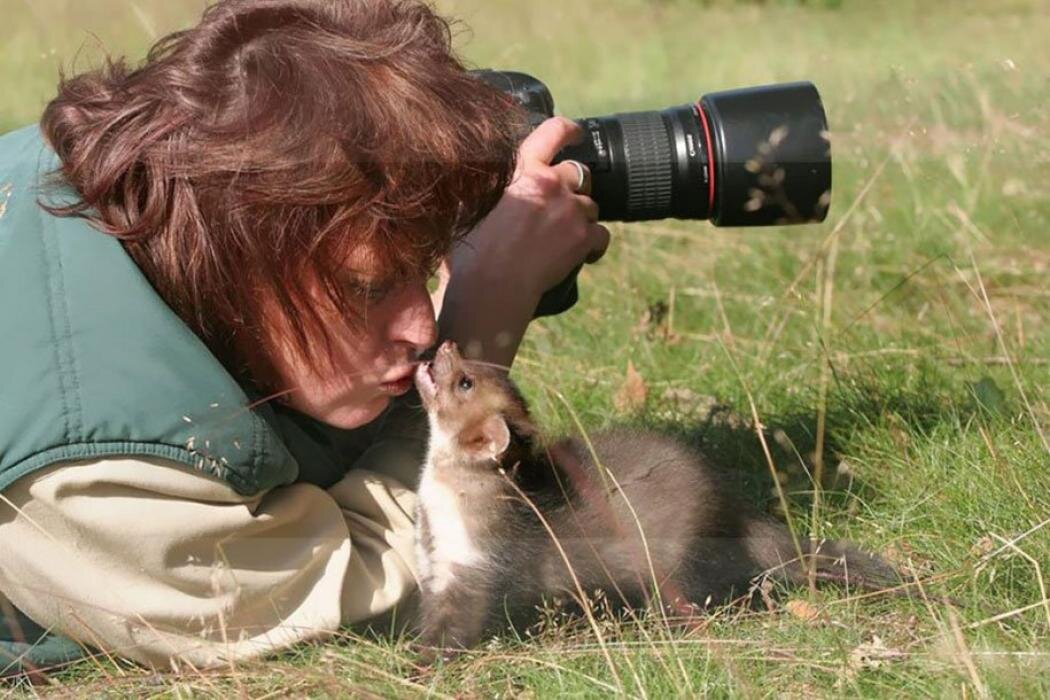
457, 375, 474, 392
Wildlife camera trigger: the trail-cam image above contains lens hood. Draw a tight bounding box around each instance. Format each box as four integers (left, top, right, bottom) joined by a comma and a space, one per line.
699, 81, 831, 226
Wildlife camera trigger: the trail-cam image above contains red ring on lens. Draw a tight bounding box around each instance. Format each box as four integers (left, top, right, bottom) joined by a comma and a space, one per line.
694, 101, 716, 216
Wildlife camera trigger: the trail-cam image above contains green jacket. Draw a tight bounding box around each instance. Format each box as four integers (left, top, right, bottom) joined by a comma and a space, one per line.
0, 125, 384, 673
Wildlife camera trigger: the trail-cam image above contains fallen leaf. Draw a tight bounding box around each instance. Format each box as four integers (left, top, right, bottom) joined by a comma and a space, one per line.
784, 599, 823, 623
848, 635, 907, 672
613, 361, 647, 413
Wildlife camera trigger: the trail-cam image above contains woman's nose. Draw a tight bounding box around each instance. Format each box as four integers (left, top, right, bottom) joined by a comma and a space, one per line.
388, 281, 437, 352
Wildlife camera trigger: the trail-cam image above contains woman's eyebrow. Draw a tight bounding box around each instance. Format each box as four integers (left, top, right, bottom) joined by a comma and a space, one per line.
341, 271, 399, 290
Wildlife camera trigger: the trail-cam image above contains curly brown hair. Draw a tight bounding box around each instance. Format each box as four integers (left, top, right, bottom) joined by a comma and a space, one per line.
40, 0, 522, 389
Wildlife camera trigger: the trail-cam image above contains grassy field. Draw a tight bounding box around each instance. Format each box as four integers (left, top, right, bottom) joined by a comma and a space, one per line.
3, 0, 1049, 696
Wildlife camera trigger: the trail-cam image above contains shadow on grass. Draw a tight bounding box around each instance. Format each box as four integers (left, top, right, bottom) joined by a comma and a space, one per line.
645, 376, 966, 523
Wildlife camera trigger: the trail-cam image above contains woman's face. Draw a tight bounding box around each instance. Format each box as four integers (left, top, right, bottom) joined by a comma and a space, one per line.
267, 263, 438, 429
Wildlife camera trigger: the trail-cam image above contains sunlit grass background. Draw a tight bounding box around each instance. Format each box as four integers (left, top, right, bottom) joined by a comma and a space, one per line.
3, 0, 1048, 695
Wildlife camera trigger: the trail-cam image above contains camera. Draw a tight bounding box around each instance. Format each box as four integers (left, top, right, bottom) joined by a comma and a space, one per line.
470, 70, 832, 316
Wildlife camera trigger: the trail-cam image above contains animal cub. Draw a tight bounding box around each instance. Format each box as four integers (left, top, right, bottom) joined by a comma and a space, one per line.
413, 341, 899, 658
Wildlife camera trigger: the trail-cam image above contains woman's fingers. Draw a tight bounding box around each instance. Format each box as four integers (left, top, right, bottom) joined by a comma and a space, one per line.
575, 194, 599, 223
584, 223, 611, 264
518, 117, 583, 166
501, 116, 608, 280
553, 159, 591, 196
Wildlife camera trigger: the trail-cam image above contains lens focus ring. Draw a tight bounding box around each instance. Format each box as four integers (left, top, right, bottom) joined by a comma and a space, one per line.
619, 112, 673, 218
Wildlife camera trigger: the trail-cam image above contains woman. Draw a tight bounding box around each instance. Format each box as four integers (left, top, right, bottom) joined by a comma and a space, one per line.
0, 0, 608, 672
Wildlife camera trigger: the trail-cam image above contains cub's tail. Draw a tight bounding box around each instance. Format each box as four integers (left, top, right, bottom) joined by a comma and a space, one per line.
745, 516, 903, 592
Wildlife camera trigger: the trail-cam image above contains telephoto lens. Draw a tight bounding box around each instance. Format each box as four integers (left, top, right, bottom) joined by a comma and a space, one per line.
556, 82, 832, 226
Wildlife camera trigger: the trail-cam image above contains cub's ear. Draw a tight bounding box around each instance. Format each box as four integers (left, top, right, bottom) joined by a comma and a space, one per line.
458, 414, 511, 461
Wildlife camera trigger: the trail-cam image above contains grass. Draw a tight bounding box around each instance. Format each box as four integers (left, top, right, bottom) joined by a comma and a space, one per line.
4, 0, 1049, 696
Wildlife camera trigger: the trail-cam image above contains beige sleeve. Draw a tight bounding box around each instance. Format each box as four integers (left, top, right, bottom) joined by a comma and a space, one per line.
0, 453, 421, 671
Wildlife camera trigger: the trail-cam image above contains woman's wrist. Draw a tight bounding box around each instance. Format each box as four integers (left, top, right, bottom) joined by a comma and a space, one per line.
436, 258, 543, 371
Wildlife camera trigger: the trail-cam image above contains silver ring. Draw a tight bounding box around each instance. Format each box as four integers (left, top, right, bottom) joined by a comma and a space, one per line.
566, 159, 587, 193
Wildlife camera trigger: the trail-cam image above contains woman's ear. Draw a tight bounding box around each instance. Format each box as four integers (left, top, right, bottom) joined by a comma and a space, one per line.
458, 414, 511, 461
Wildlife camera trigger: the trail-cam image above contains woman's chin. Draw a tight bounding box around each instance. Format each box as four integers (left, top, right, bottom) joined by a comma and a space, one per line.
317, 394, 391, 430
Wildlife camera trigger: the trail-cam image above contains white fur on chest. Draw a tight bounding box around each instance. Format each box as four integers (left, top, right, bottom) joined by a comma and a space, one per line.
417, 464, 484, 594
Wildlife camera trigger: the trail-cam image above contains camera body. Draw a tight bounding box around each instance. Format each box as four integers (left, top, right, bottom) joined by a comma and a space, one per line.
470, 70, 832, 315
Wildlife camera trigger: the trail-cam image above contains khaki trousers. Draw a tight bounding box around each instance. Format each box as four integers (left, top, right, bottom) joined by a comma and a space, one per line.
0, 449, 422, 671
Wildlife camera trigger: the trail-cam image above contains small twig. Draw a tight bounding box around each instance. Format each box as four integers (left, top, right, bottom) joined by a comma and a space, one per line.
809, 233, 839, 595
945, 601, 989, 699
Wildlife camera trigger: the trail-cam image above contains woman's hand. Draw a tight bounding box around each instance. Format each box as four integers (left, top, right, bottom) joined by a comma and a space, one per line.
453, 117, 611, 299
436, 117, 611, 368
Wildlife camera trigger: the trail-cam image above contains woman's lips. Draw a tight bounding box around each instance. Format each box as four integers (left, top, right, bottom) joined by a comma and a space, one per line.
379, 376, 414, 395
379, 368, 417, 396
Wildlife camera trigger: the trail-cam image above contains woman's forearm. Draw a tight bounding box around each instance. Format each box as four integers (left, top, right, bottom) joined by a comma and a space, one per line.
436, 258, 541, 371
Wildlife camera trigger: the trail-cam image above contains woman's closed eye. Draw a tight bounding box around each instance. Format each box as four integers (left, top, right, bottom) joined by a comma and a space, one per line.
344, 277, 394, 304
